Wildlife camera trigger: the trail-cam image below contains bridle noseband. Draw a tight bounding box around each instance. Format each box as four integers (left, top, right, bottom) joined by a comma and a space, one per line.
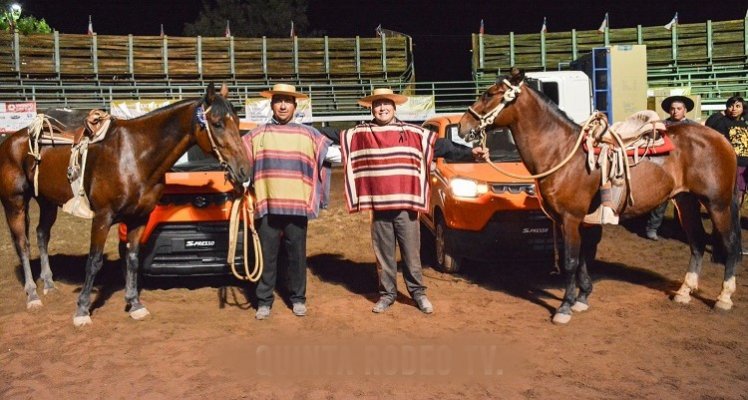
465, 79, 523, 143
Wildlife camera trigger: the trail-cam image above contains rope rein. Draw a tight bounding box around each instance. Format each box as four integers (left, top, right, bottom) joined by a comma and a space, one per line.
227, 189, 264, 282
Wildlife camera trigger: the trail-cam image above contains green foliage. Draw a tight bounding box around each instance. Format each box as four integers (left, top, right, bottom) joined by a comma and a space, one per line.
184, 0, 309, 38
0, 1, 54, 34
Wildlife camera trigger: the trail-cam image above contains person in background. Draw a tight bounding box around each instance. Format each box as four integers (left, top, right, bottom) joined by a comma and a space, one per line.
705, 96, 748, 255
645, 95, 694, 241
243, 83, 340, 320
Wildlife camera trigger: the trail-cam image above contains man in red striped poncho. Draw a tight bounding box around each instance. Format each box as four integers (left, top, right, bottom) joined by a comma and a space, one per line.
243, 83, 339, 320
340, 89, 439, 314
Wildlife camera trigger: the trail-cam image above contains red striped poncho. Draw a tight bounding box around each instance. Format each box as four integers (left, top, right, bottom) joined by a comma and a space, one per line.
243, 121, 331, 219
341, 120, 436, 213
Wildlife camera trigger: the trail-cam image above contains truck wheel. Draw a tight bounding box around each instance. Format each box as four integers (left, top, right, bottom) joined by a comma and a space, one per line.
435, 218, 460, 273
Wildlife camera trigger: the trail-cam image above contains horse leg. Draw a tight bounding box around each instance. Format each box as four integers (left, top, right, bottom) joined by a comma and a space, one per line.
36, 198, 59, 295
572, 225, 602, 312
73, 215, 112, 327
553, 218, 583, 324
708, 191, 742, 310
2, 196, 42, 309
123, 223, 150, 320
671, 194, 706, 304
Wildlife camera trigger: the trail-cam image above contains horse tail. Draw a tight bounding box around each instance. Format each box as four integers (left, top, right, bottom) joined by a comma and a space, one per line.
713, 181, 743, 264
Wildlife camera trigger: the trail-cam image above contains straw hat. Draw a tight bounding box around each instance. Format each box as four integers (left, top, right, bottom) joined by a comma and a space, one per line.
357, 88, 408, 108
661, 95, 694, 112
260, 83, 308, 100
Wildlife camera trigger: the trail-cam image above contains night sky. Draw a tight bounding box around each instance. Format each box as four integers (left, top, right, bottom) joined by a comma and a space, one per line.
20, 0, 746, 81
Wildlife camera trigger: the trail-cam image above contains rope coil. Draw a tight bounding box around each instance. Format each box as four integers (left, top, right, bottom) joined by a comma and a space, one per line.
227, 190, 263, 282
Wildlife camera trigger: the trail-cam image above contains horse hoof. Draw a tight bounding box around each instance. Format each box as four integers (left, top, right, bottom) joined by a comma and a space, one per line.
571, 301, 589, 312
26, 299, 43, 310
552, 313, 572, 325
73, 315, 92, 327
672, 294, 691, 304
714, 300, 733, 311
130, 308, 151, 320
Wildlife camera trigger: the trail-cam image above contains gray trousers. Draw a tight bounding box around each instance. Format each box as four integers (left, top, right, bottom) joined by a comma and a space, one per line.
371, 210, 426, 301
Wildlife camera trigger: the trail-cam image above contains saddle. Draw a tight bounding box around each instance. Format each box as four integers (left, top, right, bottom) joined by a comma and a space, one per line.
38, 109, 111, 145
26, 110, 113, 219
584, 110, 673, 157
581, 111, 672, 226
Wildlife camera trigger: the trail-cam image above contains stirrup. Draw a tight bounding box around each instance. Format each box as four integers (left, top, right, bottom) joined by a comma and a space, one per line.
583, 205, 619, 225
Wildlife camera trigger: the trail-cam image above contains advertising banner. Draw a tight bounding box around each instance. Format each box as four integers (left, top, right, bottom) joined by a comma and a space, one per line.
244, 98, 313, 123
392, 95, 435, 121
0, 102, 37, 133
110, 99, 177, 119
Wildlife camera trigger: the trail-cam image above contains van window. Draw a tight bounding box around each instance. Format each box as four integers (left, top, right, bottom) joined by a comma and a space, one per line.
541, 82, 560, 105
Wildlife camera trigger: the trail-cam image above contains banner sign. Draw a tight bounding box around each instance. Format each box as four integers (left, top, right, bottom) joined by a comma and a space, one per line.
110, 99, 177, 119
244, 98, 313, 124
395, 95, 436, 121
0, 102, 37, 133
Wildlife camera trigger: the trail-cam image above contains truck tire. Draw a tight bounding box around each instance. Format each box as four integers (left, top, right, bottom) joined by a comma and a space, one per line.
435, 217, 460, 273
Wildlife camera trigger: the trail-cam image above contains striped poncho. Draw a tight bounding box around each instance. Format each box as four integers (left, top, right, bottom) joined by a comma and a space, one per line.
243, 121, 331, 219
341, 120, 436, 213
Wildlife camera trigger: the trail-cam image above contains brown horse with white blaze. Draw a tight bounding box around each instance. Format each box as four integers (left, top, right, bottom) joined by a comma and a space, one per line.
0, 84, 251, 327
458, 68, 742, 324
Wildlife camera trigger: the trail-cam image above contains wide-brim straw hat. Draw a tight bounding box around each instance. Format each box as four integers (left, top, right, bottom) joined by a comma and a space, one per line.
661, 95, 694, 112
357, 88, 408, 107
260, 83, 308, 100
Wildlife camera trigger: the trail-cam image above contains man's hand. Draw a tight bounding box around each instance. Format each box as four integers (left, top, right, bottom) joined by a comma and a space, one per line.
472, 146, 489, 162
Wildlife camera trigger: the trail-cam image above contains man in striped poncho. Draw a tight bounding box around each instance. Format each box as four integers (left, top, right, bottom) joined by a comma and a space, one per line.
340, 88, 438, 314
242, 83, 339, 320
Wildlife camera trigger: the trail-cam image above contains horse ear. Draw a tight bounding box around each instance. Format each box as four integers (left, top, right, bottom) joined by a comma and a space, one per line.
219, 83, 229, 98
205, 83, 217, 105
509, 67, 524, 85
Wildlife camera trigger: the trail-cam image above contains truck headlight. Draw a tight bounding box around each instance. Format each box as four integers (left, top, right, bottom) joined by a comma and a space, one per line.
450, 178, 488, 198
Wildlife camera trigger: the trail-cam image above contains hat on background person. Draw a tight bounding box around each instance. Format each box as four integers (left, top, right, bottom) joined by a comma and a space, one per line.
260, 83, 309, 100
358, 88, 408, 108
661, 95, 694, 113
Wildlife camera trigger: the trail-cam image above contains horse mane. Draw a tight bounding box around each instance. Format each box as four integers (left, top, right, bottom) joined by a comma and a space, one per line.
523, 84, 580, 131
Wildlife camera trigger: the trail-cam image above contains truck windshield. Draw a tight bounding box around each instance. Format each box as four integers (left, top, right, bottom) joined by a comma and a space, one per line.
444, 124, 521, 163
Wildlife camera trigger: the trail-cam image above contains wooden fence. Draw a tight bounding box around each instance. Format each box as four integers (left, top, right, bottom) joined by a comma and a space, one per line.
0, 32, 412, 82
472, 18, 748, 77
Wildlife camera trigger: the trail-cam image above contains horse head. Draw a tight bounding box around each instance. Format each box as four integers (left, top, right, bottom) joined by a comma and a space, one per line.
195, 83, 252, 193
458, 67, 525, 143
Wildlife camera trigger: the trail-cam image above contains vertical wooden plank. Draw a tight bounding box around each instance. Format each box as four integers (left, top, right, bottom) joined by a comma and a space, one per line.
381, 33, 388, 80
478, 33, 484, 69
92, 34, 98, 75
706, 20, 713, 64
636, 25, 643, 45
197, 36, 203, 77
293, 36, 299, 78
323, 36, 330, 76
355, 36, 361, 78
509, 32, 515, 67
571, 29, 577, 60
671, 24, 678, 65
128, 34, 134, 75
163, 35, 169, 76
540, 31, 546, 70
229, 36, 235, 76
54, 31, 60, 75
262, 36, 268, 80
13, 32, 19, 72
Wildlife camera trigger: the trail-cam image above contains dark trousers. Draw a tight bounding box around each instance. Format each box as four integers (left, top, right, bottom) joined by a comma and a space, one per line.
371, 210, 426, 301
646, 201, 669, 233
255, 214, 308, 307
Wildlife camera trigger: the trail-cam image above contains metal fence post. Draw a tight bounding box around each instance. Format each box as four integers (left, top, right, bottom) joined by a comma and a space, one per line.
53, 31, 60, 76
163, 35, 169, 77
571, 29, 577, 60
128, 34, 134, 76
92, 33, 98, 76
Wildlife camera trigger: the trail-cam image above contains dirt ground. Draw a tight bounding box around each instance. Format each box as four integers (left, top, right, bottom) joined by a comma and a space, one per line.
1, 169, 747, 399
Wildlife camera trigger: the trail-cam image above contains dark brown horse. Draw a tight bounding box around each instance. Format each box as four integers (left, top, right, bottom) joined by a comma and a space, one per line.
458, 69, 742, 324
0, 84, 251, 327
